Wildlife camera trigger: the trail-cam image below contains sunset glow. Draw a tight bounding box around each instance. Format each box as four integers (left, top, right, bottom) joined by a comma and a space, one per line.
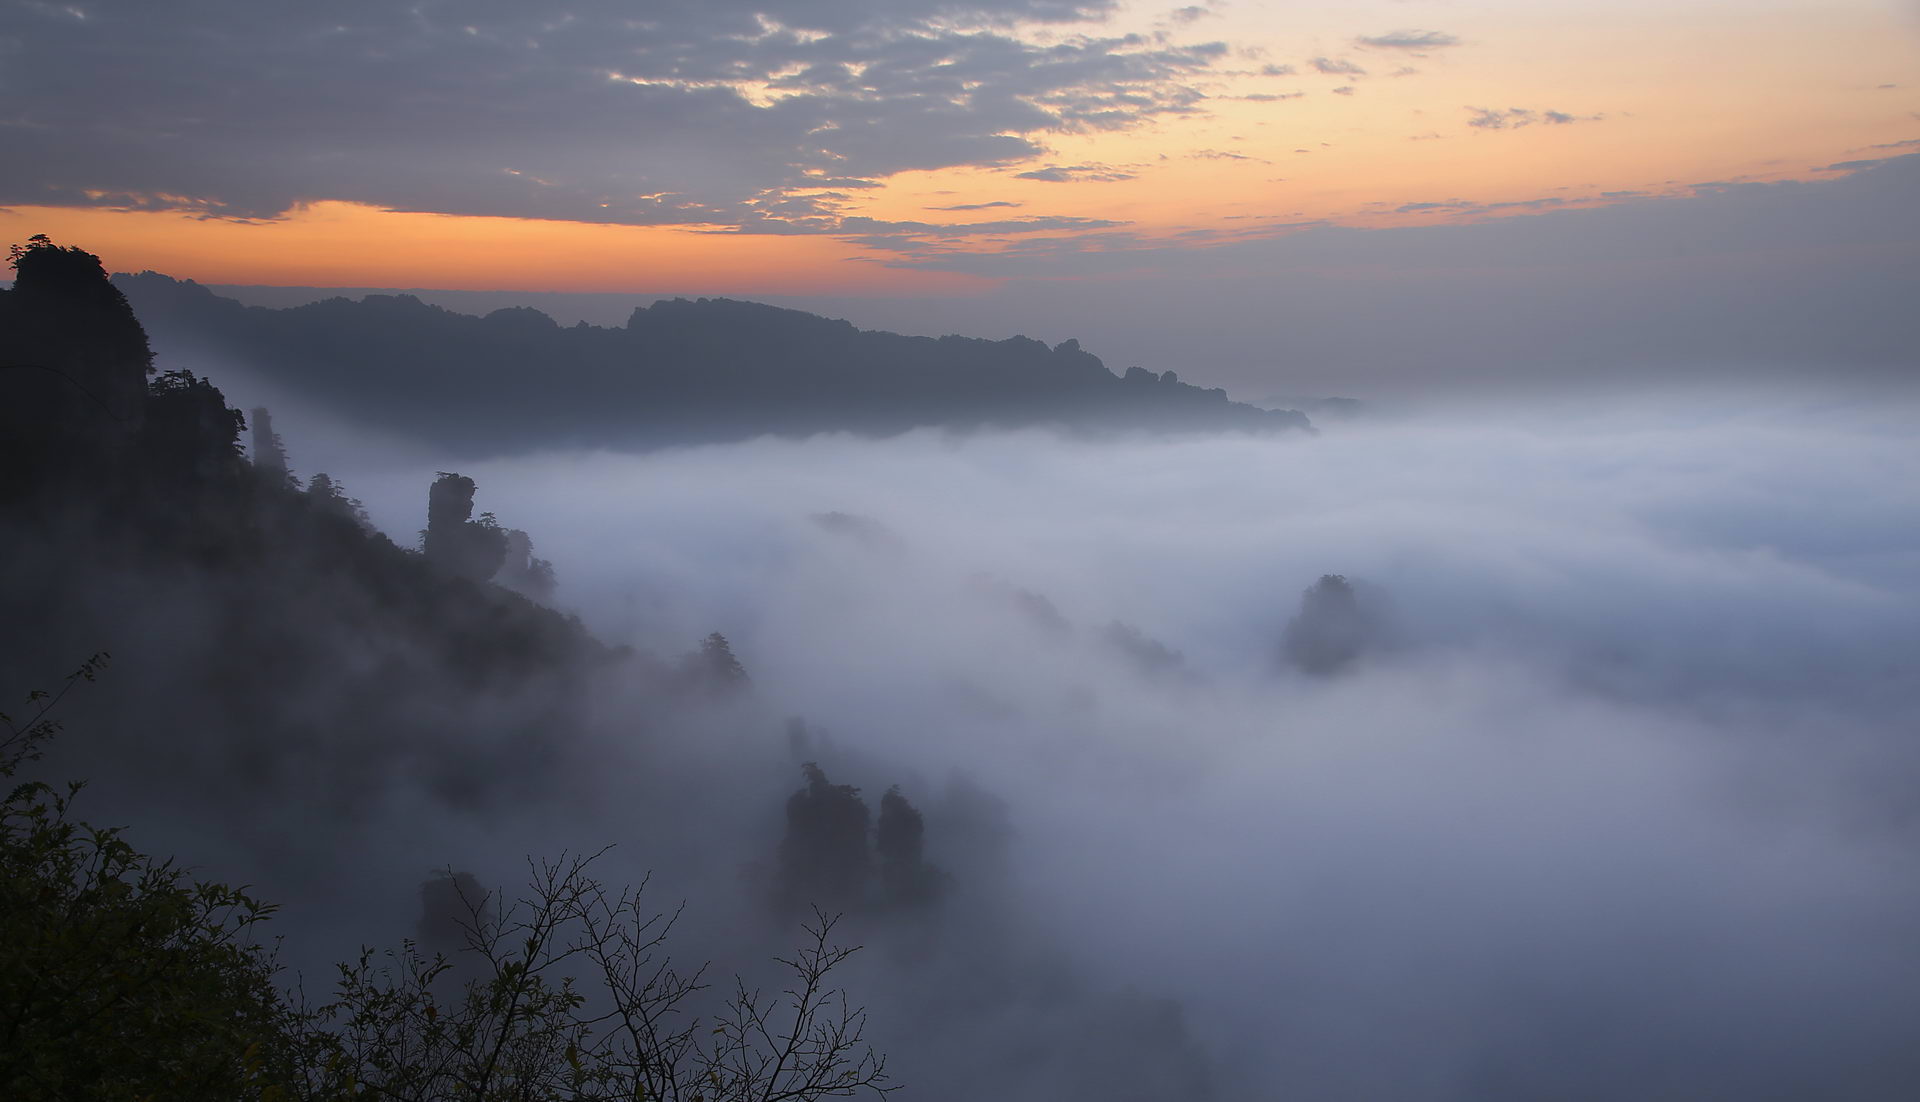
5, 0, 1912, 294
0, 202, 988, 295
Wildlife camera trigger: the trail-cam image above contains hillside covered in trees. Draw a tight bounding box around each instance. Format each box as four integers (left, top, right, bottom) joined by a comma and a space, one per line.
0, 234, 933, 1100
2, 236, 1224, 1100
116, 272, 1310, 455
3, 240, 619, 811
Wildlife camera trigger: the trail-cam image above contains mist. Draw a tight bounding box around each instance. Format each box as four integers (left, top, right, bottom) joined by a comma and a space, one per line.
8, 0, 1915, 1090
59, 367, 1918, 1099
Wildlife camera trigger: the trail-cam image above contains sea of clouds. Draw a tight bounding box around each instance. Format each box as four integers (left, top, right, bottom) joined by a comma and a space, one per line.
77, 377, 1920, 1099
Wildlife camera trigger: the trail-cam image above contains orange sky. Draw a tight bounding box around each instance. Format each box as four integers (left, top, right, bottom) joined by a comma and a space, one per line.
0, 201, 990, 296
5, 0, 1915, 294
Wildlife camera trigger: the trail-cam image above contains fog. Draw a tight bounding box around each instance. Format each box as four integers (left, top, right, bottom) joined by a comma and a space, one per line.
46, 374, 1920, 1098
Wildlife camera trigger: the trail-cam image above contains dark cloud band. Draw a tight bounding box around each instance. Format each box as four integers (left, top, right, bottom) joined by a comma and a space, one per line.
0, 0, 1222, 230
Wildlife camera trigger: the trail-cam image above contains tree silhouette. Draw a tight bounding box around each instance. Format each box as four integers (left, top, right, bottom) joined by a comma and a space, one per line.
5, 691, 897, 1100
681, 632, 749, 695
495, 528, 558, 604
1281, 574, 1374, 675
1, 657, 300, 1099
318, 855, 896, 1101
140, 370, 247, 489
776, 763, 871, 916
876, 786, 945, 908
304, 472, 371, 529
248, 406, 294, 488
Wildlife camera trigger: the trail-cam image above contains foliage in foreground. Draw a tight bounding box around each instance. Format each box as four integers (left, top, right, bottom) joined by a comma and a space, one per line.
0, 660, 895, 1102
0, 653, 298, 1100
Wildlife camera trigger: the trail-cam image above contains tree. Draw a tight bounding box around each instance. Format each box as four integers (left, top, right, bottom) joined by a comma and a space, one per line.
875, 787, 944, 909
250, 405, 295, 488
701, 633, 748, 682
776, 765, 870, 916
1281, 573, 1375, 675
305, 472, 372, 529
496, 528, 559, 604
0, 655, 302, 1101
682, 633, 749, 695
306, 853, 896, 1102
4, 667, 897, 1101
141, 370, 248, 488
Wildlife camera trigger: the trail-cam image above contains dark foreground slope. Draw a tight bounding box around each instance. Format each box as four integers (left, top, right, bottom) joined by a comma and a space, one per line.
117, 273, 1309, 455
6, 240, 1225, 1101
3, 240, 615, 825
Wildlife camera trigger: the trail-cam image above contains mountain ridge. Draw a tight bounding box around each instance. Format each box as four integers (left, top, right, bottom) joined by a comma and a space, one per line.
116, 272, 1311, 456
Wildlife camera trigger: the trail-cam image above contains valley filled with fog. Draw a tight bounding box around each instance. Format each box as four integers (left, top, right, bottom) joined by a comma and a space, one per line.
73, 374, 1916, 1100
7, 0, 1915, 1094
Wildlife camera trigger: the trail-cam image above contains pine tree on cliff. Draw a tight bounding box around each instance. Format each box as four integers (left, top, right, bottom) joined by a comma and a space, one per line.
699, 632, 747, 683
140, 370, 247, 490
305, 473, 371, 529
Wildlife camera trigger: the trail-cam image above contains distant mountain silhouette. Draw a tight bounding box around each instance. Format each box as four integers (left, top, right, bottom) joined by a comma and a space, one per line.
115, 273, 1310, 455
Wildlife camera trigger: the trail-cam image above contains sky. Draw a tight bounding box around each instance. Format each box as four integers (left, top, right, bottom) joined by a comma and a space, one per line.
3, 0, 1917, 390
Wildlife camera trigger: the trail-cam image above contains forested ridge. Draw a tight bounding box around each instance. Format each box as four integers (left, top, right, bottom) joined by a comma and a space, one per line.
0, 237, 906, 1100
117, 271, 1310, 455
3, 236, 1227, 1100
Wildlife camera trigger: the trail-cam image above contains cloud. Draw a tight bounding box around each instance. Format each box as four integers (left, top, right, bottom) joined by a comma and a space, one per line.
1355, 29, 1461, 51
763, 153, 1920, 397
0, 0, 1227, 230
1467, 106, 1600, 130
927, 200, 1023, 211
1394, 196, 1569, 215
182, 387, 1920, 1100
1238, 92, 1306, 102
1331, 85, 1357, 96
1259, 63, 1297, 76
1468, 107, 1530, 129
705, 212, 1129, 261
1168, 4, 1215, 23
1310, 57, 1368, 76
1817, 138, 1920, 174
1013, 163, 1139, 182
